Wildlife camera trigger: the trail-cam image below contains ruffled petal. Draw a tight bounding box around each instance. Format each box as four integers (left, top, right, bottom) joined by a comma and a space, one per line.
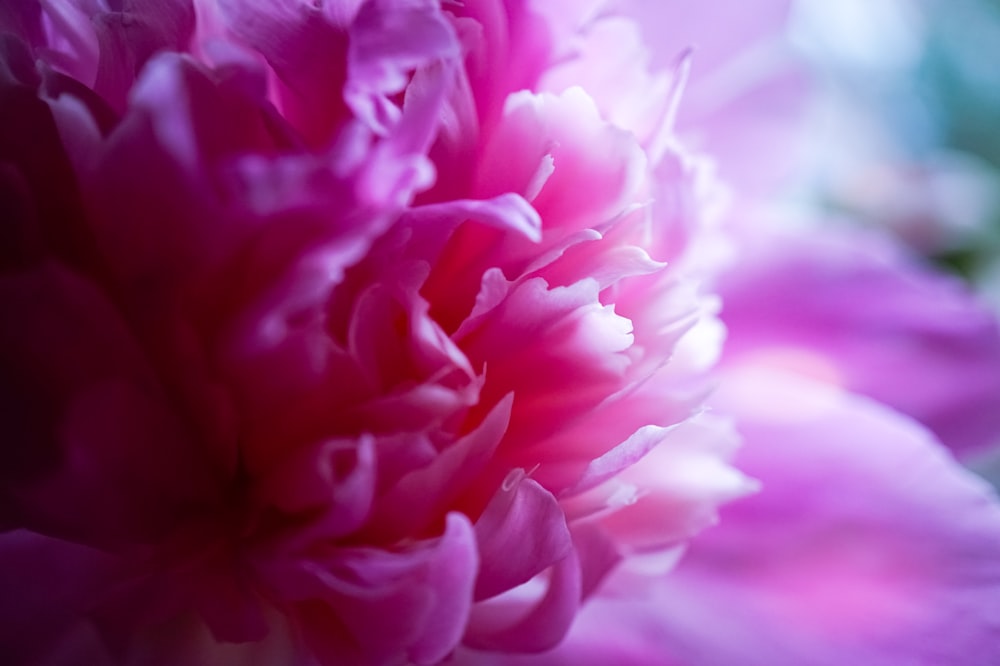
265, 512, 478, 665
346, 0, 459, 137
366, 395, 513, 541
457, 275, 634, 458
216, 0, 356, 144
566, 413, 757, 554
255, 436, 376, 545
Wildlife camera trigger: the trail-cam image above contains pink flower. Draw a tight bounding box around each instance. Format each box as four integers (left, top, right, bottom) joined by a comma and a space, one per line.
6, 1, 1000, 664
0, 0, 752, 663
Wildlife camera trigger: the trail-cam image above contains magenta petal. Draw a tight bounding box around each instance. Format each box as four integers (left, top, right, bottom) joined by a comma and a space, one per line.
452, 602, 672, 666
346, 0, 459, 136
465, 544, 582, 654
0, 530, 116, 664
408, 193, 543, 243
89, 54, 270, 286
216, 0, 355, 145
0, 263, 214, 542
538, 14, 673, 145
0, 5, 47, 60
0, 51, 98, 274
474, 471, 573, 600
407, 515, 481, 665
572, 414, 755, 553
568, 424, 673, 494
255, 436, 376, 543
90, 0, 196, 111
644, 367, 1000, 665
458, 277, 634, 450
270, 513, 478, 665
366, 395, 513, 541
478, 88, 646, 232
570, 521, 622, 601
719, 226, 1000, 456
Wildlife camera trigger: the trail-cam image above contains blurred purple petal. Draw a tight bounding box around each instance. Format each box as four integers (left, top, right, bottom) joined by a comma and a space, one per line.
719, 226, 1000, 456
648, 366, 1000, 665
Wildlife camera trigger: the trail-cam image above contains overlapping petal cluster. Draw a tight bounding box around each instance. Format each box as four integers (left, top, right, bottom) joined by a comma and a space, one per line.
5, 0, 1000, 664
0, 0, 753, 663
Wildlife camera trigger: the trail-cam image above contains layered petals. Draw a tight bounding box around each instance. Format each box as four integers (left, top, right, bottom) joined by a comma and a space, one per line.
266, 513, 479, 666
0, 0, 752, 662
10, 1, 993, 665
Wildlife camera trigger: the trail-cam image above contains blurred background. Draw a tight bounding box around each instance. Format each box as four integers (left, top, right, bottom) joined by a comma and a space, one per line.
788, 0, 1000, 298
787, 0, 1000, 481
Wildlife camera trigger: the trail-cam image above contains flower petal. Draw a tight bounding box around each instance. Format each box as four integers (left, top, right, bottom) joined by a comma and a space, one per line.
643, 366, 1000, 665
719, 226, 1000, 456
474, 470, 573, 601
90, 0, 196, 111
267, 512, 478, 665
0, 530, 116, 664
465, 543, 582, 653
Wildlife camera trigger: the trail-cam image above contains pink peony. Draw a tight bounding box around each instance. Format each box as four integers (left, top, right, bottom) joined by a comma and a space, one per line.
0, 0, 752, 663
5, 0, 1000, 664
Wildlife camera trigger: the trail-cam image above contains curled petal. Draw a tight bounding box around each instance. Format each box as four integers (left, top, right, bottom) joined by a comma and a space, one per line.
256, 436, 376, 544
474, 470, 573, 601
267, 513, 478, 666
465, 543, 582, 653
409, 192, 543, 244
